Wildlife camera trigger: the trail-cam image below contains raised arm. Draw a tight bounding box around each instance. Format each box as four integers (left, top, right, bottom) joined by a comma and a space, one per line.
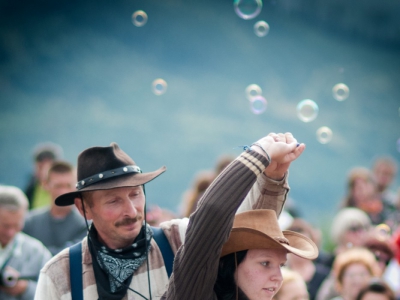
238, 132, 305, 216
162, 133, 300, 300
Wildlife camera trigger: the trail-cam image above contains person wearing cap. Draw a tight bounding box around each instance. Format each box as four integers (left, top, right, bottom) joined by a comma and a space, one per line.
161, 133, 318, 300
35, 132, 302, 300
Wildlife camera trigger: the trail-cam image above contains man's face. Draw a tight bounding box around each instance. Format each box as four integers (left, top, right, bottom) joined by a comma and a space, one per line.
76, 186, 145, 249
46, 171, 76, 203
0, 208, 25, 248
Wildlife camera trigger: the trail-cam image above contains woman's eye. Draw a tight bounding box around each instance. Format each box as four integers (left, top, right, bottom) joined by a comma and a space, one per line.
280, 263, 286, 268
261, 262, 270, 267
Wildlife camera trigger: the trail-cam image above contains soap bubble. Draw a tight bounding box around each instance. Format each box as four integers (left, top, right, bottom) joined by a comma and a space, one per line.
250, 96, 267, 114
132, 10, 148, 27
316, 126, 333, 144
152, 78, 167, 95
296, 99, 319, 122
254, 21, 269, 37
332, 83, 349, 101
245, 84, 262, 100
233, 0, 262, 20
397, 138, 400, 152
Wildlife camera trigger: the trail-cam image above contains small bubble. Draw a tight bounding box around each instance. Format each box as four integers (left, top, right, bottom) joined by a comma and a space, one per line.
152, 78, 167, 95
296, 99, 319, 122
250, 95, 267, 114
254, 21, 269, 37
316, 126, 333, 144
233, 0, 263, 20
245, 84, 262, 100
332, 83, 349, 101
132, 10, 148, 27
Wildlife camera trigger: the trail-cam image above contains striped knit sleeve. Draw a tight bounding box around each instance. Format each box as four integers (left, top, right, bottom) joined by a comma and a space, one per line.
161, 149, 269, 300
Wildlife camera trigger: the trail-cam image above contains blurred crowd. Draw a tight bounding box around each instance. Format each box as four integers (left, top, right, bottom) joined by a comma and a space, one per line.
0, 141, 399, 300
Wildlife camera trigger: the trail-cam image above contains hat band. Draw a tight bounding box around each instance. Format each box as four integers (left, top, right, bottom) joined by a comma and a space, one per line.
75, 165, 142, 190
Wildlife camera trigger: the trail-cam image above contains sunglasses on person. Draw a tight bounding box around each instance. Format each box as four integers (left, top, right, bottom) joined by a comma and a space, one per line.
347, 225, 366, 232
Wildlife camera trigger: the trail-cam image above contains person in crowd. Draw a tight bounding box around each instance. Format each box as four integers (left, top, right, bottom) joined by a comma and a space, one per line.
356, 278, 396, 300
273, 267, 310, 300
180, 170, 215, 218
145, 205, 178, 227
179, 154, 234, 218
341, 167, 386, 225
383, 227, 400, 299
24, 142, 63, 209
35, 132, 304, 299
363, 225, 394, 275
330, 207, 372, 265
0, 185, 52, 300
330, 247, 381, 300
372, 156, 398, 206
161, 132, 318, 299
287, 218, 331, 300
23, 161, 87, 256
316, 208, 372, 300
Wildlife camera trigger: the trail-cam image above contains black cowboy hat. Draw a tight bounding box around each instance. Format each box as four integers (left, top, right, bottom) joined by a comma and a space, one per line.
55, 143, 166, 206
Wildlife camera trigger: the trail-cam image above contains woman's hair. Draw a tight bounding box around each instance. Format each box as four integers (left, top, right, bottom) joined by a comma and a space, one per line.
356, 278, 395, 300
214, 250, 248, 300
330, 207, 371, 245
333, 247, 380, 290
274, 267, 306, 300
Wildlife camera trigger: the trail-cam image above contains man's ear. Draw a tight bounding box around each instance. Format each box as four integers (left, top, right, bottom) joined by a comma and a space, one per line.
74, 197, 92, 220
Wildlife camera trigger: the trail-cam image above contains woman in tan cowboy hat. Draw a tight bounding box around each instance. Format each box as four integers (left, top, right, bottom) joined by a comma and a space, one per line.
162, 132, 318, 300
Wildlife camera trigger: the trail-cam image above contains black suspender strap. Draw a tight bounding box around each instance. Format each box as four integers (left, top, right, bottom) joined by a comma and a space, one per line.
69, 242, 83, 300
151, 227, 174, 278
69, 228, 174, 300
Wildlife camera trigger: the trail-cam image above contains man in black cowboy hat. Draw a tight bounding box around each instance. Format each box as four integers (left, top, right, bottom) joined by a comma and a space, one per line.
34, 132, 303, 300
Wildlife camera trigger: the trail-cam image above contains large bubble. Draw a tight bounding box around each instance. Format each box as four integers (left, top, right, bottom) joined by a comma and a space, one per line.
316, 126, 333, 144
132, 10, 148, 27
233, 0, 263, 20
296, 99, 319, 122
152, 78, 167, 95
245, 84, 262, 100
254, 21, 269, 37
332, 83, 349, 101
250, 95, 267, 114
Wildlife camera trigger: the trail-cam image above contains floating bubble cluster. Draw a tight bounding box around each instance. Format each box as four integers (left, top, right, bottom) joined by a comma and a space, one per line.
152, 79, 167, 95
296, 99, 319, 122
316, 126, 333, 144
132, 10, 148, 27
254, 21, 269, 37
233, 0, 263, 20
250, 95, 267, 115
332, 83, 349, 101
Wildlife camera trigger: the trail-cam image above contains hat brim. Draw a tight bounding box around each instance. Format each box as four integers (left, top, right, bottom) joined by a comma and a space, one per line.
221, 228, 318, 260
55, 166, 166, 206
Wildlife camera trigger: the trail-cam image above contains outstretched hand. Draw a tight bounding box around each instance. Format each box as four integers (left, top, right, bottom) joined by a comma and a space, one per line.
251, 132, 305, 180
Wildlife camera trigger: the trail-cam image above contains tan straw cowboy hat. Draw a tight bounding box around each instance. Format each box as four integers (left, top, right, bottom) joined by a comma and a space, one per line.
55, 142, 166, 206
221, 209, 319, 259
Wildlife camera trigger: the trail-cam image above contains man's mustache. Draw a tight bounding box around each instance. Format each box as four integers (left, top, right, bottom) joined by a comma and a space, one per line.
115, 215, 143, 227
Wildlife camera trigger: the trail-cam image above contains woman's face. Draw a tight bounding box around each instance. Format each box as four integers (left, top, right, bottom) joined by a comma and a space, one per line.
235, 248, 287, 300
340, 263, 372, 300
275, 278, 309, 300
